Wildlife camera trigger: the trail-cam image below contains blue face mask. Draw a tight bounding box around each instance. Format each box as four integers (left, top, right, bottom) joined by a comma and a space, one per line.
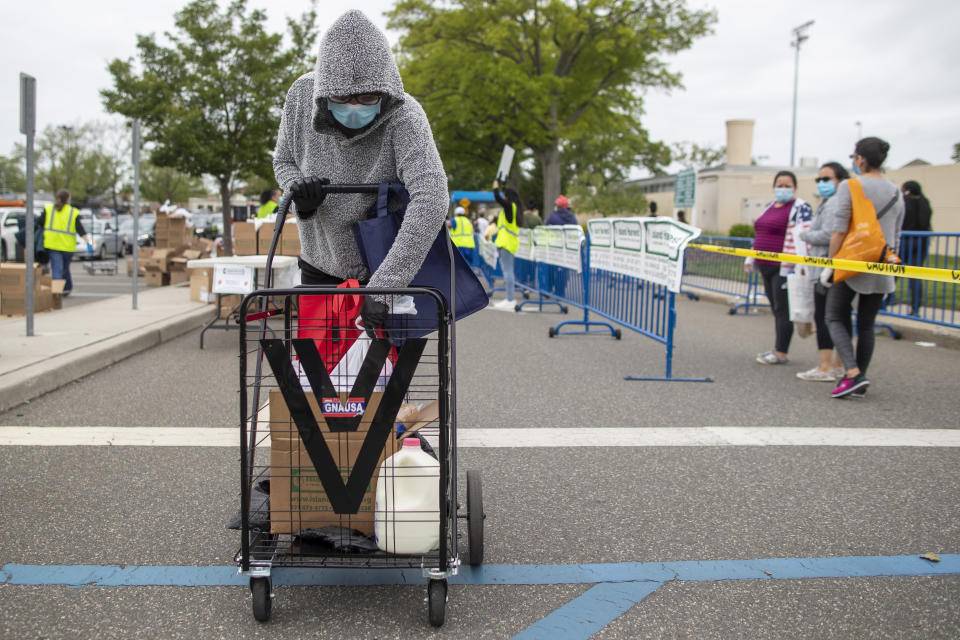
817, 180, 837, 198
329, 101, 380, 129
851, 164, 861, 175
773, 187, 794, 203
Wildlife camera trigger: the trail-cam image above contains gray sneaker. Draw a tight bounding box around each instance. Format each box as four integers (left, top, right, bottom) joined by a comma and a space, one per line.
756, 351, 788, 365
797, 367, 838, 382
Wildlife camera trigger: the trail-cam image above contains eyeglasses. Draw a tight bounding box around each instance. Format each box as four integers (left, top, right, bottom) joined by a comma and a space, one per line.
328, 93, 381, 105
815, 177, 833, 183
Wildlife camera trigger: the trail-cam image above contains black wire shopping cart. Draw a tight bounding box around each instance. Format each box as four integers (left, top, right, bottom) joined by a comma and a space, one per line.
235, 185, 484, 627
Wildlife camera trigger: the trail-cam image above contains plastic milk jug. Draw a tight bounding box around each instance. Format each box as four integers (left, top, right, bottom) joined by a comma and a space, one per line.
375, 438, 440, 554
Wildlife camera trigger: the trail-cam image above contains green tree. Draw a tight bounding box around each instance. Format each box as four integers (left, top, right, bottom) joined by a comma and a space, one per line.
952, 142, 959, 163
568, 181, 647, 217
670, 141, 726, 170
0, 151, 26, 195
31, 122, 127, 206
102, 0, 317, 254
139, 162, 204, 204
388, 0, 714, 212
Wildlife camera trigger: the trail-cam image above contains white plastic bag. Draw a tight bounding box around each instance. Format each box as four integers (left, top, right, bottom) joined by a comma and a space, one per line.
787, 269, 814, 323
329, 331, 393, 393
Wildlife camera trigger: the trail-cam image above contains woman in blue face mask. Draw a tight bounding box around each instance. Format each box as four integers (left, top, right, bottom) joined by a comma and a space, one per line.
745, 170, 813, 365
796, 162, 849, 381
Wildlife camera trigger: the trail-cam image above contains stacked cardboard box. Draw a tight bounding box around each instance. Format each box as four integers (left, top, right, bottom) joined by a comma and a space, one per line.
234, 221, 258, 256
154, 213, 194, 249
267, 390, 399, 535
0, 263, 45, 315
139, 238, 214, 288
281, 218, 300, 256
258, 217, 300, 256
189, 268, 214, 303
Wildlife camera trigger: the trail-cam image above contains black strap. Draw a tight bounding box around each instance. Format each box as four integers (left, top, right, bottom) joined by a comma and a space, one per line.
876, 190, 899, 220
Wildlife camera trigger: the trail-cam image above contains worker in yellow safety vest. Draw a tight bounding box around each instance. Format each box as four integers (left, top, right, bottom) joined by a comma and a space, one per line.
491, 180, 521, 310
258, 188, 281, 218
41, 189, 93, 296
447, 205, 476, 266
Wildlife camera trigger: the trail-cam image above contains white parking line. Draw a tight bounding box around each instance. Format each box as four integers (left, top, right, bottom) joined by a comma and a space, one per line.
0, 426, 958, 448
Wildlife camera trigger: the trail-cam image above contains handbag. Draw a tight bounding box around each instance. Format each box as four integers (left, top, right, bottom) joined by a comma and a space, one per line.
353, 183, 488, 337
296, 279, 394, 373
833, 179, 900, 283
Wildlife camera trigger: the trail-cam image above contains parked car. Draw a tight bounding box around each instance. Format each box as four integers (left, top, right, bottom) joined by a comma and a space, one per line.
191, 212, 222, 240
75, 219, 123, 261
1, 208, 26, 261
117, 216, 157, 251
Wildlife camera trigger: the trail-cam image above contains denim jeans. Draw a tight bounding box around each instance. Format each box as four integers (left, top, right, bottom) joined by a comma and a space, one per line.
758, 263, 792, 354
499, 249, 516, 302
48, 250, 74, 292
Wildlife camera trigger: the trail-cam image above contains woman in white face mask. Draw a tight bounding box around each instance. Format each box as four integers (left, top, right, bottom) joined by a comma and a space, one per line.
796, 162, 849, 382
744, 170, 813, 365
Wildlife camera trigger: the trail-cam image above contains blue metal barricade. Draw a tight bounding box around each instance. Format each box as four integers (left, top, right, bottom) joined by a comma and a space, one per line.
475, 234, 503, 297
548, 232, 711, 383
880, 231, 959, 329
682, 235, 767, 315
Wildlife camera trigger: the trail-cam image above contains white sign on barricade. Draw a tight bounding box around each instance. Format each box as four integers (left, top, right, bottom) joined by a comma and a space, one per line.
478, 235, 500, 268
213, 264, 255, 294
587, 217, 699, 292
534, 224, 583, 272
515, 228, 535, 261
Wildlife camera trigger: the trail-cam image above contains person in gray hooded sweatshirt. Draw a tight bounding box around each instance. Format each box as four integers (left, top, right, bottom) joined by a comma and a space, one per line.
273, 10, 448, 333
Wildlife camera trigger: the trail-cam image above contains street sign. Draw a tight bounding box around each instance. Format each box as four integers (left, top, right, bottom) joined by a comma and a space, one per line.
674, 168, 696, 208
495, 145, 515, 182
20, 73, 36, 135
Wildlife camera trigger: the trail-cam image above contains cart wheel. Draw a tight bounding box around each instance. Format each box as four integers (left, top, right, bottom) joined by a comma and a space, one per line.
727, 308, 737, 315
561, 305, 569, 314
548, 327, 555, 338
251, 577, 272, 622
466, 470, 484, 566
428, 579, 447, 627
514, 304, 521, 312
614, 329, 622, 340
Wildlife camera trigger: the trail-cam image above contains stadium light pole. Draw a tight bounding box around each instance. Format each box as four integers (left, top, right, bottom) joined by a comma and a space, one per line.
790, 20, 814, 167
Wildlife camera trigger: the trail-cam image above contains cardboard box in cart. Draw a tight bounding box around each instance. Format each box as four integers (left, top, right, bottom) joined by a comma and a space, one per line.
267, 389, 398, 535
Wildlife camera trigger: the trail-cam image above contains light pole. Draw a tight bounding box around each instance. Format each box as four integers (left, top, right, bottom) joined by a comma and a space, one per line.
789, 20, 814, 167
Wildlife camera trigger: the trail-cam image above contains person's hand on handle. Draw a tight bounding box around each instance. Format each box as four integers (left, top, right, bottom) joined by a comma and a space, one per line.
290, 177, 331, 220
360, 298, 388, 338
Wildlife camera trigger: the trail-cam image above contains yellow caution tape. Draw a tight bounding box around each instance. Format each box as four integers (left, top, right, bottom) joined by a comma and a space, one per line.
687, 243, 960, 285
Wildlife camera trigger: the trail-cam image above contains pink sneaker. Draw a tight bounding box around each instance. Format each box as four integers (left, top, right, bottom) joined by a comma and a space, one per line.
831, 374, 870, 398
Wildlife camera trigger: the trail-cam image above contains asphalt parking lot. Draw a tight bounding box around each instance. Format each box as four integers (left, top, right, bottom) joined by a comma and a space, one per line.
1, 295, 957, 638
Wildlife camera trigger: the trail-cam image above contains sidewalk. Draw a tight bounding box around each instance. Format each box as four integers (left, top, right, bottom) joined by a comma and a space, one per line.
0, 285, 215, 413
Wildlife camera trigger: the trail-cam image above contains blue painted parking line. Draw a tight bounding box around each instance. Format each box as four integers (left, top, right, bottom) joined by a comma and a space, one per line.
511, 581, 662, 640
2, 553, 956, 587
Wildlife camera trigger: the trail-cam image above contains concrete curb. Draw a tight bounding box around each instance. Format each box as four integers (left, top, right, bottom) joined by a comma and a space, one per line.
684, 288, 960, 350
0, 306, 214, 414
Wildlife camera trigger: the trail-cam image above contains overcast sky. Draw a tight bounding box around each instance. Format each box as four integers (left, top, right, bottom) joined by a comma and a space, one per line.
5, 0, 960, 178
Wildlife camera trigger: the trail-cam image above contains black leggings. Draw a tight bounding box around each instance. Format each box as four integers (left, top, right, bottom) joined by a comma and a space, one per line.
825, 281, 884, 374
813, 284, 834, 351
758, 263, 792, 353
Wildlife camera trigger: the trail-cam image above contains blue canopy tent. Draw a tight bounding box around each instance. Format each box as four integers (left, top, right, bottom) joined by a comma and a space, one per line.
450, 190, 497, 204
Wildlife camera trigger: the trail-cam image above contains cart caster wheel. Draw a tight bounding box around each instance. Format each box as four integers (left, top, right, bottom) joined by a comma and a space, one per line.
466, 470, 485, 566
614, 329, 622, 340
514, 304, 521, 312
428, 579, 447, 627
727, 308, 737, 315
251, 577, 272, 622
548, 327, 555, 338
561, 305, 569, 314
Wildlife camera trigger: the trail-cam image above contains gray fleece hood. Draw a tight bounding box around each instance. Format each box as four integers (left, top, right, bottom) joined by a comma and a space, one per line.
311, 10, 405, 135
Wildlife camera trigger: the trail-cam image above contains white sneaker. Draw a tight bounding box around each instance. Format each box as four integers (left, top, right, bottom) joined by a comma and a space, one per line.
491, 299, 516, 311
796, 367, 838, 382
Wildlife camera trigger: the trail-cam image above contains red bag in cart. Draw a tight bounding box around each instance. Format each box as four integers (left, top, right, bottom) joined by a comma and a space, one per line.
297, 279, 394, 373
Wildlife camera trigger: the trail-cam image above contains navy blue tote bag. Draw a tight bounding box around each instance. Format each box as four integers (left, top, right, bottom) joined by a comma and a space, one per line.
353, 183, 488, 337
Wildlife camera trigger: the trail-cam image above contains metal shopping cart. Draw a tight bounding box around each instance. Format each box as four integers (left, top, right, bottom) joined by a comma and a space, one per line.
235, 185, 484, 627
